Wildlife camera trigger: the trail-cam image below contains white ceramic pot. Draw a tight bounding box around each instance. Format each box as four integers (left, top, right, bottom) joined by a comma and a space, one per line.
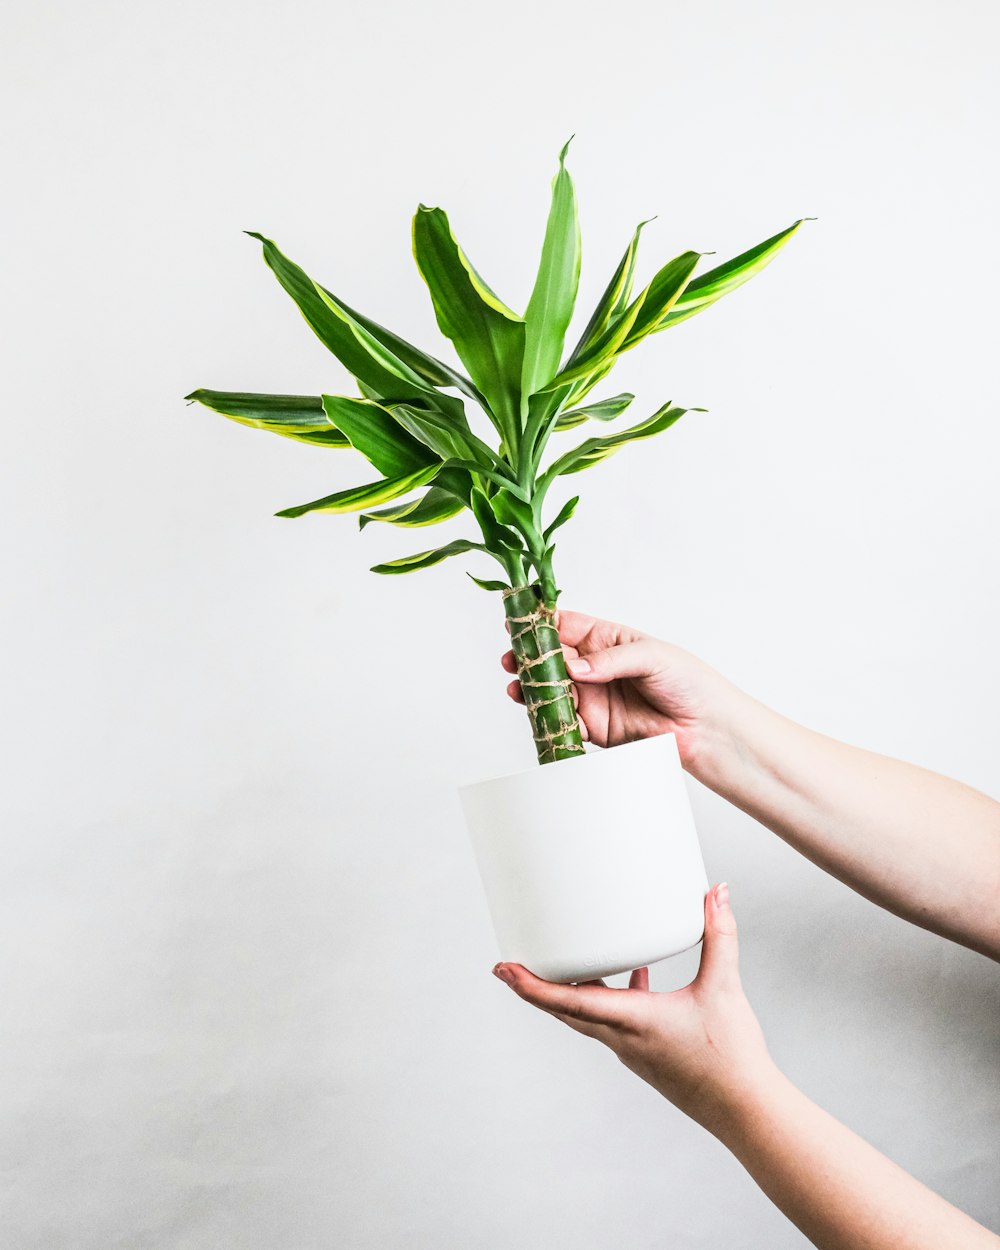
459, 732, 709, 983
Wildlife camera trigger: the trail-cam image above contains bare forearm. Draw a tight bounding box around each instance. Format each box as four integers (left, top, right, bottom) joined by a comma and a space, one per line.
690, 690, 1000, 958
499, 873, 999, 1249
715, 1063, 1000, 1250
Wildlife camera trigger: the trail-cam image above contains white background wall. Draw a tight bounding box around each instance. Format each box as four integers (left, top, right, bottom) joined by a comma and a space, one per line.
2, 1, 998, 1245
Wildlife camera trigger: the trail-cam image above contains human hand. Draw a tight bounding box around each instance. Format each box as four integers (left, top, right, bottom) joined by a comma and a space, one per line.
496, 897, 1000, 1250
491, 884, 776, 1136
501, 609, 743, 770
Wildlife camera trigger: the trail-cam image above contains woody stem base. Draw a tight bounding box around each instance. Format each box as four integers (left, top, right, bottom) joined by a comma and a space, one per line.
503, 584, 585, 765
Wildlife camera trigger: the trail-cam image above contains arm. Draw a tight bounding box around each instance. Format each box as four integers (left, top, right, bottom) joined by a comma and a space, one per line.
724, 1066, 997, 1250
493, 887, 1000, 1250
697, 693, 1000, 959
504, 610, 1000, 959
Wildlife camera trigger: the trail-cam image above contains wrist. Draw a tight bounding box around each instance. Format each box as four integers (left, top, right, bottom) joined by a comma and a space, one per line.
698, 1054, 791, 1148
681, 677, 761, 792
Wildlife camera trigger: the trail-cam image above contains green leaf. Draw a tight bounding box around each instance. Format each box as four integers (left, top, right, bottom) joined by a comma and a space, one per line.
516, 381, 575, 481
620, 251, 701, 349
276, 464, 440, 518
386, 402, 498, 467
521, 138, 581, 397
321, 395, 437, 477
560, 360, 618, 409
661, 220, 809, 330
359, 486, 464, 530
440, 458, 526, 497
535, 251, 698, 414
186, 389, 350, 448
320, 287, 488, 410
469, 488, 523, 554
540, 402, 696, 487
541, 294, 644, 390
542, 495, 579, 541
554, 393, 634, 431
371, 538, 487, 575
411, 205, 525, 446
563, 218, 653, 369
466, 573, 510, 592
246, 232, 465, 420
489, 487, 537, 538
331, 414, 473, 501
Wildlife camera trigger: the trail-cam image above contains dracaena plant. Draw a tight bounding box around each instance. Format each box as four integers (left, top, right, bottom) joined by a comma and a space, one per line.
187, 139, 806, 765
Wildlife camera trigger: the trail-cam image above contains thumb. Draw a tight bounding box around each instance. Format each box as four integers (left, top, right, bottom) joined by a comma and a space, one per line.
695, 882, 741, 991
565, 638, 663, 685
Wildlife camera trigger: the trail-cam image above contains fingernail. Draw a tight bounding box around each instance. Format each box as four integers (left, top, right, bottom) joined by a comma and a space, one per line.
493, 963, 514, 984
567, 657, 590, 676
714, 882, 730, 909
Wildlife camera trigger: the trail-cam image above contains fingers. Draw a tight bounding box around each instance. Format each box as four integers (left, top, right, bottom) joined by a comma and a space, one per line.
554, 609, 605, 648
493, 962, 636, 1030
545, 1010, 610, 1040
628, 966, 649, 991
695, 883, 741, 991
556, 609, 646, 653
565, 638, 663, 686
505, 607, 642, 654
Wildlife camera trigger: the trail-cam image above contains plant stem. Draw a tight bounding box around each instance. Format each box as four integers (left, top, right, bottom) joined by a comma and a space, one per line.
499, 546, 528, 586
503, 584, 586, 764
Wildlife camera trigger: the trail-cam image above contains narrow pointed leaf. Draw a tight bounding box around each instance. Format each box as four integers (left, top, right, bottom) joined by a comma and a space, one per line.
321, 395, 437, 477
554, 393, 634, 431
371, 538, 486, 575
542, 495, 579, 541
489, 488, 536, 537
534, 251, 697, 415
540, 402, 696, 487
521, 139, 581, 396
541, 294, 645, 390
186, 389, 351, 447
518, 383, 576, 480
551, 411, 587, 432
466, 573, 510, 592
386, 402, 498, 467
620, 251, 701, 348
359, 485, 464, 530
411, 206, 525, 444
276, 464, 440, 518
440, 458, 526, 497
247, 232, 464, 420
660, 220, 808, 329
560, 360, 617, 409
564, 218, 653, 368
321, 287, 487, 409
342, 394, 474, 501
470, 488, 523, 554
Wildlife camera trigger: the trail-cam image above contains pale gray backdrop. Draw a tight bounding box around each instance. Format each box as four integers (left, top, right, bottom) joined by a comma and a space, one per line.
2, 0, 998, 1246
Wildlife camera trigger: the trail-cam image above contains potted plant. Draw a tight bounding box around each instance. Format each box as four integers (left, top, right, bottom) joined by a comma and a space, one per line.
187, 139, 806, 982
